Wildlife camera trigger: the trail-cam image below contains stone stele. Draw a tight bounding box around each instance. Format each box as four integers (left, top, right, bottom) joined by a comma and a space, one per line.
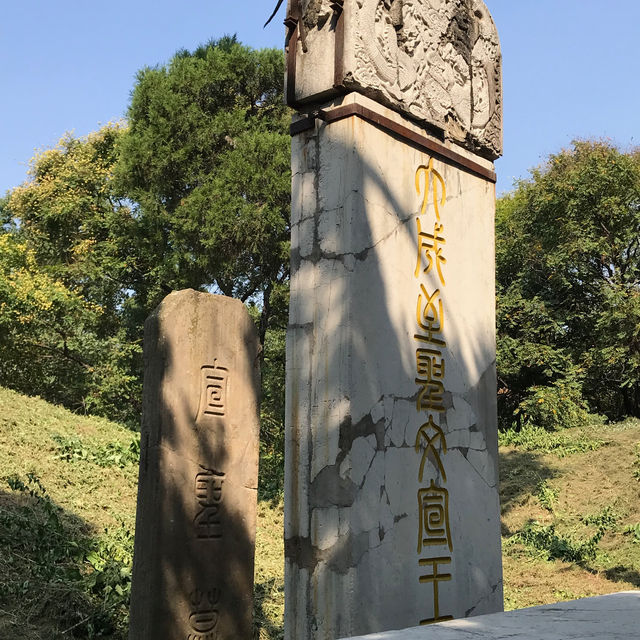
129, 290, 260, 640
284, 2, 504, 639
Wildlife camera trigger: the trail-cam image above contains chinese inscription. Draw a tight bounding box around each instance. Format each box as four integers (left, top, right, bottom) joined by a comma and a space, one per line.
187, 587, 221, 640
199, 361, 229, 419
194, 466, 225, 540
414, 157, 454, 625
193, 362, 228, 635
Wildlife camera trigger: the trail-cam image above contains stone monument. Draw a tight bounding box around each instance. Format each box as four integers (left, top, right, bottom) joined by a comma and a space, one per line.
129, 290, 260, 640
284, 1, 503, 638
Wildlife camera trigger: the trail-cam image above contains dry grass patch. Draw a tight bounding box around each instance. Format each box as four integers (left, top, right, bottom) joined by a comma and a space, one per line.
500, 418, 640, 610
255, 500, 285, 639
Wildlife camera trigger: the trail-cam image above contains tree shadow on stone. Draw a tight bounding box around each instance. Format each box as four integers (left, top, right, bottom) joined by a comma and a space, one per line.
285, 121, 505, 636
0, 483, 129, 639
129, 293, 260, 639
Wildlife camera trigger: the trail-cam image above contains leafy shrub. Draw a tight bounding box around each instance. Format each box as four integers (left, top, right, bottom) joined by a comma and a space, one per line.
82, 522, 133, 637
515, 378, 592, 431
53, 434, 140, 469
623, 523, 640, 543
1, 474, 133, 638
508, 520, 603, 564
498, 423, 607, 457
581, 506, 620, 530
536, 480, 559, 512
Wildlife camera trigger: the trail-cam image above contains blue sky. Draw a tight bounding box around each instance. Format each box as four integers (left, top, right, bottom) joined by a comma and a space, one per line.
1, 1, 638, 196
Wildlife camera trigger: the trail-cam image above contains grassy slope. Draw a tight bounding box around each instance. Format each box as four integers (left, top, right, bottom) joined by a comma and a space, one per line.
0, 385, 284, 639
0, 386, 139, 638
1, 385, 639, 638
500, 420, 640, 608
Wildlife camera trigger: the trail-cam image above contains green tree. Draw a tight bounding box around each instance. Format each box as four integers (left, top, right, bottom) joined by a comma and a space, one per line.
115, 36, 290, 494
496, 140, 640, 428
1, 125, 141, 424
114, 36, 291, 347
5, 125, 131, 323
1, 40, 291, 492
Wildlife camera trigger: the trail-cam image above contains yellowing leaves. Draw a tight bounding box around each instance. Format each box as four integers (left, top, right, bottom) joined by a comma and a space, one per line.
0, 234, 97, 328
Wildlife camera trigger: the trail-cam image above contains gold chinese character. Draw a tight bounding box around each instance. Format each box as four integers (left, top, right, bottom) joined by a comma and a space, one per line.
415, 347, 445, 413
415, 284, 445, 346
419, 557, 453, 625
415, 158, 446, 220
415, 417, 448, 482
415, 218, 447, 285
416, 348, 445, 380
416, 379, 445, 413
418, 481, 453, 553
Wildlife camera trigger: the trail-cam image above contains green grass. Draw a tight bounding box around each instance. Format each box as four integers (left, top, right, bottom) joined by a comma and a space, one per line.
2, 384, 639, 636
0, 385, 284, 639
498, 422, 607, 457
501, 418, 640, 610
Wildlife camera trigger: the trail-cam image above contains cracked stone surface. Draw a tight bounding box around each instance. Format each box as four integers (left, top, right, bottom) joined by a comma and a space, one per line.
341, 592, 640, 639
129, 290, 260, 640
286, 94, 502, 640
287, 0, 502, 160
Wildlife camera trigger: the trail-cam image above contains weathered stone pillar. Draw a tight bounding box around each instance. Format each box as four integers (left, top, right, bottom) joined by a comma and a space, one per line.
129, 290, 260, 640
284, 2, 503, 638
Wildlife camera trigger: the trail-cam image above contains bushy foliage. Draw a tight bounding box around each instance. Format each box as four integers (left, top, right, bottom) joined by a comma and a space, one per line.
508, 520, 603, 564
0, 39, 289, 442
498, 422, 606, 457
0, 125, 142, 425
497, 140, 640, 429
536, 480, 559, 512
0, 474, 132, 638
623, 523, 640, 543
515, 377, 591, 432
52, 433, 140, 469
114, 36, 290, 345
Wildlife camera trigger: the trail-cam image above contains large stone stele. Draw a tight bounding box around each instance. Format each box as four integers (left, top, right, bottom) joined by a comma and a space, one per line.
285, 91, 503, 640
129, 290, 260, 640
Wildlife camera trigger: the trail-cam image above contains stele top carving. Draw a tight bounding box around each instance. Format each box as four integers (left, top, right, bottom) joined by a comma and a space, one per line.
286, 0, 503, 160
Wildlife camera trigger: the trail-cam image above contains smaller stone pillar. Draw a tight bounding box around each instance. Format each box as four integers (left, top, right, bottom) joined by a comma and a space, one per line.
129, 290, 260, 640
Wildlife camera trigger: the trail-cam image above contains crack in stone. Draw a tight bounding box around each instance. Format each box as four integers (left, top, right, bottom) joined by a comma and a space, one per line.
285, 529, 371, 576
464, 579, 502, 617
296, 207, 412, 266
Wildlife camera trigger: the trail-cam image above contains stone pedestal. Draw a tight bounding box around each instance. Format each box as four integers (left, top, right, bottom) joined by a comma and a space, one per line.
129, 290, 260, 640
341, 592, 640, 640
285, 89, 503, 638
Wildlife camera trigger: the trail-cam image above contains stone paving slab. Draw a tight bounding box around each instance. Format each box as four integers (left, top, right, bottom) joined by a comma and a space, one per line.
342, 591, 640, 639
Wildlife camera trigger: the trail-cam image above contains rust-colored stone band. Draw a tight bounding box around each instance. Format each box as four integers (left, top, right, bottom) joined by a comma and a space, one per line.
290, 103, 497, 184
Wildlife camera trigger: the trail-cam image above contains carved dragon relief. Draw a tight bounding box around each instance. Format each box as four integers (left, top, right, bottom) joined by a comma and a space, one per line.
350, 0, 502, 158
285, 0, 502, 159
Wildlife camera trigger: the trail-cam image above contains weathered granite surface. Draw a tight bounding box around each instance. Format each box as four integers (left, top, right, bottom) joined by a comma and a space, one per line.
341, 591, 640, 639
129, 290, 260, 640
285, 92, 502, 640
286, 0, 502, 159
